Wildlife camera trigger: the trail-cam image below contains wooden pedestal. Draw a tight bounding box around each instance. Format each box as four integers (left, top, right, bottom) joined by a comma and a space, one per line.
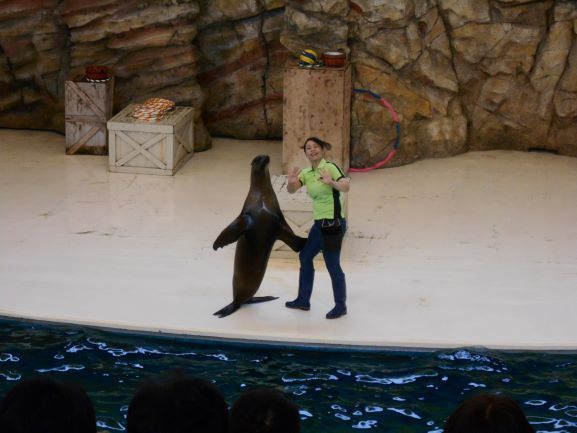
107, 104, 194, 176
65, 77, 114, 155
282, 65, 351, 174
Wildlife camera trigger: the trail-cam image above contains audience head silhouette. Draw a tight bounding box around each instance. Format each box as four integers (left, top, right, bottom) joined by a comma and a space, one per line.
127, 375, 228, 433
229, 387, 300, 433
444, 394, 534, 433
0, 376, 96, 433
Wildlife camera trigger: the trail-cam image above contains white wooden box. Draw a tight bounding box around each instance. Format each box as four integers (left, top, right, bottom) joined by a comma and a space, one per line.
107, 104, 194, 176
271, 175, 348, 259
65, 77, 114, 155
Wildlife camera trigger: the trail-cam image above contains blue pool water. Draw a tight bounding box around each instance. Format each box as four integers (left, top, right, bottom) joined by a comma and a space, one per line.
1, 318, 577, 433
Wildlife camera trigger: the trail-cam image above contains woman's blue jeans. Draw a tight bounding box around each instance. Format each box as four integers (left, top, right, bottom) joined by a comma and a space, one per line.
296, 218, 347, 308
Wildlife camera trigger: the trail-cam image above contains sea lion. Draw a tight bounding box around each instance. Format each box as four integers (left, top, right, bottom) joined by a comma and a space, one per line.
212, 154, 307, 318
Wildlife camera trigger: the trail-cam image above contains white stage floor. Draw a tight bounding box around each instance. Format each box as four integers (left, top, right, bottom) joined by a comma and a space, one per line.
1, 129, 576, 350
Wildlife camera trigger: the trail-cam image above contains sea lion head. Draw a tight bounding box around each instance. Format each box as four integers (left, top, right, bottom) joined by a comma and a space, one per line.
251, 154, 270, 173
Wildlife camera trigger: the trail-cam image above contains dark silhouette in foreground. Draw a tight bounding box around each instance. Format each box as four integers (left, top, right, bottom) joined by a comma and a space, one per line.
230, 387, 301, 433
127, 375, 228, 433
444, 394, 535, 433
0, 377, 96, 433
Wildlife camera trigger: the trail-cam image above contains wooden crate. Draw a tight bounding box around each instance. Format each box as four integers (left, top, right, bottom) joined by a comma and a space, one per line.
107, 104, 194, 176
65, 77, 114, 155
282, 65, 351, 174
271, 175, 348, 259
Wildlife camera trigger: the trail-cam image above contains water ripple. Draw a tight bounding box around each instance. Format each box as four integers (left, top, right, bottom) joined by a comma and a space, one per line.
365, 406, 384, 413
86, 339, 172, 358
356, 372, 437, 385
107, 348, 140, 357
114, 361, 145, 370
527, 416, 556, 425
356, 374, 392, 385
137, 347, 197, 357
287, 385, 308, 396
86, 338, 107, 349
352, 420, 378, 429
526, 400, 547, 406
0, 353, 19, 362
556, 420, 577, 428
439, 364, 495, 372
282, 373, 338, 383
204, 353, 231, 361
0, 371, 21, 381
66, 344, 93, 353
437, 350, 493, 363
387, 407, 422, 419
535, 430, 571, 433
96, 420, 126, 431
550, 404, 577, 412
36, 364, 85, 373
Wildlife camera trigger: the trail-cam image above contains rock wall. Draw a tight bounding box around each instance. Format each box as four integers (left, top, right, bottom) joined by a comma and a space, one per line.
0, 0, 576, 167
196, 0, 288, 139
0, 0, 210, 150
282, 0, 577, 167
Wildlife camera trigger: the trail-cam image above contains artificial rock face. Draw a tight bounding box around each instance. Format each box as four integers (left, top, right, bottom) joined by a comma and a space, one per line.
196, 2, 289, 139
0, 0, 210, 150
0, 0, 576, 167
283, 0, 577, 166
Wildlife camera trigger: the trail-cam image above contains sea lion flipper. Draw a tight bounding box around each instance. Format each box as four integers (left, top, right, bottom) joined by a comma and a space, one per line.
214, 302, 241, 318
245, 296, 279, 304
213, 215, 251, 250
277, 220, 307, 252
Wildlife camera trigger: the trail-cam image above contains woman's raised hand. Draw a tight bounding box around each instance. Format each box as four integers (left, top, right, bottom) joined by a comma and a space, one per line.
288, 166, 300, 183
286, 167, 301, 193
